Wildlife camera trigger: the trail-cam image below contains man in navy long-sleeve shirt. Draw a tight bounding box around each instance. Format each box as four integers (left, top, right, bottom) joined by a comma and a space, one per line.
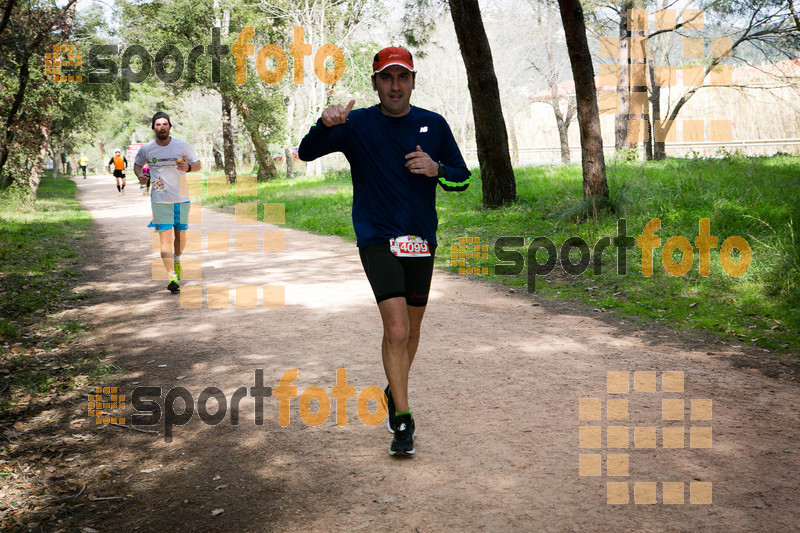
298, 46, 470, 457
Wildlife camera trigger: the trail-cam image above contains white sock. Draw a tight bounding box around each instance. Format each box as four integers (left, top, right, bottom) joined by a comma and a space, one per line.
173, 253, 181, 263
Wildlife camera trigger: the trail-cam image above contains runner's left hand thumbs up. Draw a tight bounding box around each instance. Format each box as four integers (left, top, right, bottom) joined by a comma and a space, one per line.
321, 100, 355, 127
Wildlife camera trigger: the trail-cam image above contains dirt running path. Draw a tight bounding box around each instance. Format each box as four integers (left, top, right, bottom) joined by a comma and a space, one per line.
62, 175, 799, 532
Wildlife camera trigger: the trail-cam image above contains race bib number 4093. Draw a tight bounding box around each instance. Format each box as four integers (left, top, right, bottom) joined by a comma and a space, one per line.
390, 235, 431, 257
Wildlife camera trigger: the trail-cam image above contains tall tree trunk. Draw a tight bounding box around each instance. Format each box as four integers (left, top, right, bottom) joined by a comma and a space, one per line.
544, 39, 571, 164
557, 0, 609, 205
0, 58, 30, 187
220, 94, 237, 184
285, 148, 295, 179
643, 115, 653, 160
48, 145, 59, 178
98, 140, 105, 170
232, 97, 278, 181
0, 0, 18, 37
649, 10, 670, 160
242, 140, 252, 169
649, 60, 666, 160
630, 5, 650, 159
549, 78, 571, 164
555, 115, 570, 164
253, 136, 276, 181
615, 0, 635, 150
0, 0, 76, 188
212, 135, 224, 169
285, 86, 297, 180
216, 5, 236, 184
790, 0, 800, 32
448, 0, 516, 207
31, 122, 51, 196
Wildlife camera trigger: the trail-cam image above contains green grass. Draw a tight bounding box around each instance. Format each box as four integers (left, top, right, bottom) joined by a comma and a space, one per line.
202, 169, 356, 239
0, 175, 118, 417
203, 155, 800, 361
0, 177, 92, 329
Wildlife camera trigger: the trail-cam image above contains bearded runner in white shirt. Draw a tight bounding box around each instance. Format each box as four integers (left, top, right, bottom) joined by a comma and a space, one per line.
134, 111, 201, 294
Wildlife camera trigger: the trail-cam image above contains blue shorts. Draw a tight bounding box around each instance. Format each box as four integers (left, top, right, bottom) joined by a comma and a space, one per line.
149, 202, 190, 232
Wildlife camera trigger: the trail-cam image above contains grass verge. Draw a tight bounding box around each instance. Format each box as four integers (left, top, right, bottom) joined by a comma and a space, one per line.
0, 176, 119, 432
204, 155, 800, 362
0, 175, 126, 528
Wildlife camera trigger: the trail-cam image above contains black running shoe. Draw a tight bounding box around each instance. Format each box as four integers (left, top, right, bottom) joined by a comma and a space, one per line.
167, 272, 180, 293
389, 413, 415, 457
385, 385, 396, 434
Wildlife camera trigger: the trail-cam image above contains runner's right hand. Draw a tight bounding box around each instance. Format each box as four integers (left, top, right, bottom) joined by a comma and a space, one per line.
321, 100, 355, 127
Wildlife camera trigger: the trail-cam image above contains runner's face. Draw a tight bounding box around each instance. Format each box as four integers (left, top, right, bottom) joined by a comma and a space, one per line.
154, 118, 171, 140
374, 66, 414, 117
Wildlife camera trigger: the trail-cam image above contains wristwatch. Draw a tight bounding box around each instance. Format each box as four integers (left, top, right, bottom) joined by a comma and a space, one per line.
437, 162, 445, 178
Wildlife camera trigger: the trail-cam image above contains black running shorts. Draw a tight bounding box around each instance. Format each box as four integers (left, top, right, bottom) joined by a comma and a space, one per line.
359, 242, 436, 307
113, 169, 125, 178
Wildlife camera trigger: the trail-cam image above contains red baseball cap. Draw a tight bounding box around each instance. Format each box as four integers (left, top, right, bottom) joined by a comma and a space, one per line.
372, 47, 415, 73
